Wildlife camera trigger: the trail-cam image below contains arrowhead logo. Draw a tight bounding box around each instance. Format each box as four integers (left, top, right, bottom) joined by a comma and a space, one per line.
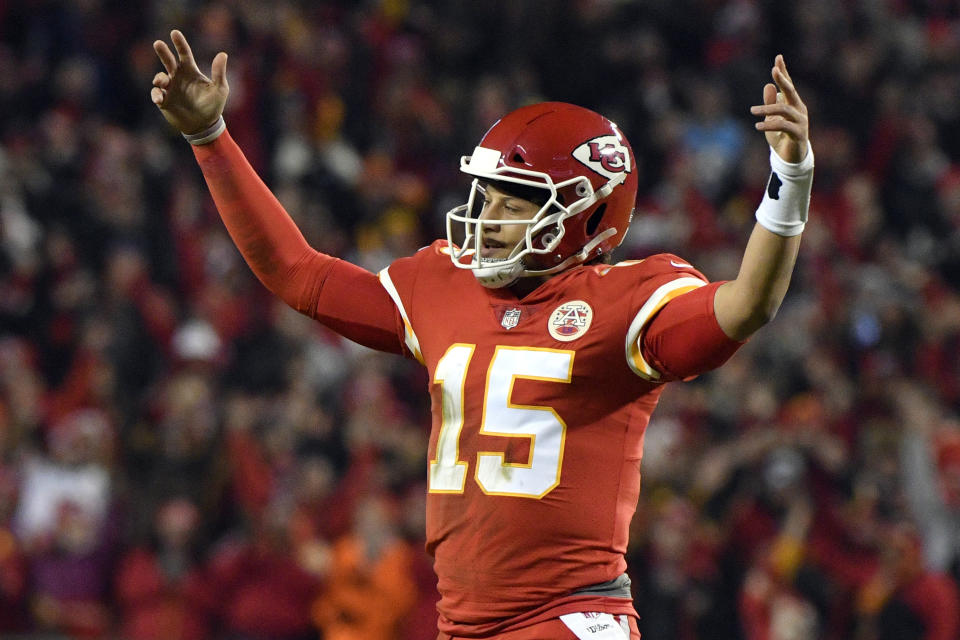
573, 135, 632, 181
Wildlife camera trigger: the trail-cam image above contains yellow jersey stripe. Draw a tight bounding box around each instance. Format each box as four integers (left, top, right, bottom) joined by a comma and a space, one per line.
624, 277, 706, 380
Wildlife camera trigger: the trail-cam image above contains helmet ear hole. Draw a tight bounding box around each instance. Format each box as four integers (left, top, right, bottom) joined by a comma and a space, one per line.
512, 152, 525, 163
538, 226, 559, 249
586, 204, 607, 236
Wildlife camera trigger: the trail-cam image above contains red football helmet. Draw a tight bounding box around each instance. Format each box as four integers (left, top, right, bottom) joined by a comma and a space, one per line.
446, 102, 638, 287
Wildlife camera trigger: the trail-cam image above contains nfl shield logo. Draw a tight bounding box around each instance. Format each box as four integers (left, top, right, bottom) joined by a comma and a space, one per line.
501, 308, 522, 330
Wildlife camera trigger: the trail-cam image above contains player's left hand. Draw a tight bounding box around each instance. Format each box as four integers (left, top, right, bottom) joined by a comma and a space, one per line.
750, 54, 809, 163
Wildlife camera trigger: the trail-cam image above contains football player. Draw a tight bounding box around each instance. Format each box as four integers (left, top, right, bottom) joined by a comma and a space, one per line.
152, 30, 812, 640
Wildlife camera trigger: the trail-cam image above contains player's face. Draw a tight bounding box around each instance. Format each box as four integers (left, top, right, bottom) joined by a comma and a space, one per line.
477, 183, 542, 260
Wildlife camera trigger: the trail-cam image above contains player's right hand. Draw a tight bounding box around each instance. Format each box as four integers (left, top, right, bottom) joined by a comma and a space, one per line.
151, 30, 228, 135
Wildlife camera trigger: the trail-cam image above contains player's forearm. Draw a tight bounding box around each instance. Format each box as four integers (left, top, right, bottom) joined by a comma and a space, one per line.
192, 128, 332, 313
715, 142, 813, 340
191, 129, 405, 353
714, 225, 801, 340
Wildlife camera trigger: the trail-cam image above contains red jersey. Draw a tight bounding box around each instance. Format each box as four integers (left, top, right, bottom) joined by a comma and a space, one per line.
190, 133, 741, 636
379, 240, 736, 635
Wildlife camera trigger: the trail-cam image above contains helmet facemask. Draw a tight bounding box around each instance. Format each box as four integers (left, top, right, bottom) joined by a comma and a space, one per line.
446, 146, 622, 289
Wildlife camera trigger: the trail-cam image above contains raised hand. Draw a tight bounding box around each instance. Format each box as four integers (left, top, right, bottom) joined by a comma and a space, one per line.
151, 30, 228, 135
750, 55, 809, 163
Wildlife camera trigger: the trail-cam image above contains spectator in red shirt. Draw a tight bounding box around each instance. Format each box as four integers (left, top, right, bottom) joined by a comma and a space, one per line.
114, 497, 212, 640
856, 523, 960, 640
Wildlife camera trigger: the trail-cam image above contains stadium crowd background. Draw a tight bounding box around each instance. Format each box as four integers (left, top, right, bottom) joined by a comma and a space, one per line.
1, 0, 960, 638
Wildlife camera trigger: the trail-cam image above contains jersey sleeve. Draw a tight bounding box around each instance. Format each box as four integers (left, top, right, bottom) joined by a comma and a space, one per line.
192, 129, 405, 355
313, 259, 408, 355
640, 280, 744, 381
376, 243, 449, 365
621, 254, 743, 382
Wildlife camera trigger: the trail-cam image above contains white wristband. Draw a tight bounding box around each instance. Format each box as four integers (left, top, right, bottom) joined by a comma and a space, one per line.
755, 141, 814, 237
183, 116, 226, 146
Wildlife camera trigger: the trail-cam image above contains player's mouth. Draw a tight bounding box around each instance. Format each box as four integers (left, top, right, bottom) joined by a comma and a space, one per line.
480, 239, 509, 259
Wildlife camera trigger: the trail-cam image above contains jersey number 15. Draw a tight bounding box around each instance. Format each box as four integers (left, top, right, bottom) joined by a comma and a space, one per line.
430, 344, 573, 499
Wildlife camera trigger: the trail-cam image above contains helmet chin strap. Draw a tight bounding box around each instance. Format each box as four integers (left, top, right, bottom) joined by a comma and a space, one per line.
472, 227, 618, 288
522, 227, 618, 277
594, 173, 627, 199
473, 259, 525, 288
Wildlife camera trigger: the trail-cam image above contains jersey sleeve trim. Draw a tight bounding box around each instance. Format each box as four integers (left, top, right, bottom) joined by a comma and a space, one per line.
625, 276, 707, 381
378, 266, 425, 364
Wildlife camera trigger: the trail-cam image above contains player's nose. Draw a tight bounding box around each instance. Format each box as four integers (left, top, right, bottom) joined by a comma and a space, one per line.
480, 219, 500, 234
478, 203, 502, 230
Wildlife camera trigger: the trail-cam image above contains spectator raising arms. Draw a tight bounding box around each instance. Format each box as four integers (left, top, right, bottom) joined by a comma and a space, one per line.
151, 28, 812, 639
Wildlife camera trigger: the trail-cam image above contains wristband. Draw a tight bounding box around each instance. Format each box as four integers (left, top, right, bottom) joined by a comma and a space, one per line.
755, 141, 814, 237
183, 116, 226, 146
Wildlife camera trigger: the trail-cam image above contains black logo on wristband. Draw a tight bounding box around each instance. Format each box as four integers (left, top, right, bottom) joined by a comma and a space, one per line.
767, 172, 783, 200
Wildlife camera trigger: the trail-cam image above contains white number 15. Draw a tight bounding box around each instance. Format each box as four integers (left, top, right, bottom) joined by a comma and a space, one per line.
429, 344, 573, 499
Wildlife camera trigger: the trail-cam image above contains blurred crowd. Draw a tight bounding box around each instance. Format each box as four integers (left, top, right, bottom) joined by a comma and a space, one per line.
1, 0, 960, 639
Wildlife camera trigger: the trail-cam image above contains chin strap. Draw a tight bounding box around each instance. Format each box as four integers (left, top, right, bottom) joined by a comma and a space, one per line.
522, 227, 618, 277
473, 226, 619, 288
473, 260, 525, 288
594, 172, 627, 200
